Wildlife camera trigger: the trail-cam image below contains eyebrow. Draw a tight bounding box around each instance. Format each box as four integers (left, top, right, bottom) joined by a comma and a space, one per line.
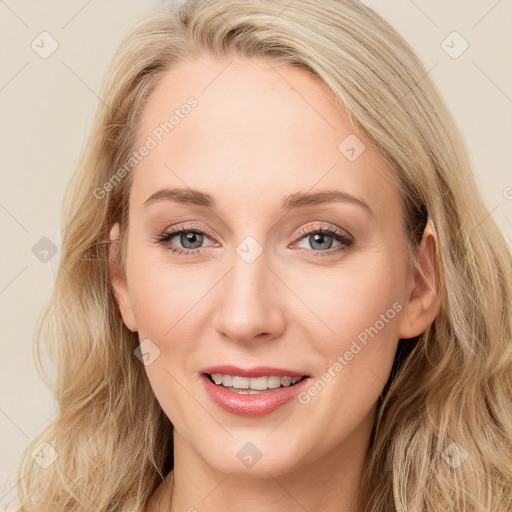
143, 187, 374, 216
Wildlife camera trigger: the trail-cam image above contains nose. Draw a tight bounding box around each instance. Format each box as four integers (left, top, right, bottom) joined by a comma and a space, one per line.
213, 248, 286, 344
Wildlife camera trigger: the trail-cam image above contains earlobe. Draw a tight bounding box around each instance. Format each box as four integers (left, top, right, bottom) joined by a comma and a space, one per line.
398, 222, 439, 340
108, 222, 138, 332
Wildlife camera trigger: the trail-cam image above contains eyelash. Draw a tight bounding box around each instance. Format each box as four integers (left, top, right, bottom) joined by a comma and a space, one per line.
154, 223, 354, 258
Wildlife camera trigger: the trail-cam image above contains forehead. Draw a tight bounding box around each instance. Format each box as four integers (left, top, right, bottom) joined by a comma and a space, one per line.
130, 55, 400, 223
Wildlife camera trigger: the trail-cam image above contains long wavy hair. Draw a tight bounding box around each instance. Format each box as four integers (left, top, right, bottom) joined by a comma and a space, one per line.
15, 0, 512, 510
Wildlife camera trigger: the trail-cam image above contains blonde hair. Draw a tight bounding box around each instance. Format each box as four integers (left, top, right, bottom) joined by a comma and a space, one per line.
15, 0, 512, 510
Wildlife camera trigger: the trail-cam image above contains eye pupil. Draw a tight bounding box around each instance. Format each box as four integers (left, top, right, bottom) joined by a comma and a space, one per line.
181, 231, 203, 249
310, 233, 333, 250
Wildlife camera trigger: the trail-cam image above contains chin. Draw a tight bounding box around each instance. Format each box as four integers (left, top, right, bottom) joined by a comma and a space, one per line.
200, 438, 308, 478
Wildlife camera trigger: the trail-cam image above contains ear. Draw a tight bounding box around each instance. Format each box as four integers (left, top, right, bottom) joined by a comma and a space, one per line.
398, 222, 439, 339
108, 222, 138, 332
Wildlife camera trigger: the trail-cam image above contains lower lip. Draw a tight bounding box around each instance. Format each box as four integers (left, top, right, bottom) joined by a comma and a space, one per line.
201, 374, 311, 417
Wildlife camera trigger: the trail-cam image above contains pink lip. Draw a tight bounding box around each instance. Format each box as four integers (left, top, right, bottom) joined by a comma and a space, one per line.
200, 369, 312, 417
201, 365, 309, 378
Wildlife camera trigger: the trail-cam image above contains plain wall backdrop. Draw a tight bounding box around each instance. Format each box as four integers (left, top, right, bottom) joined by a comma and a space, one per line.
1, 0, 511, 508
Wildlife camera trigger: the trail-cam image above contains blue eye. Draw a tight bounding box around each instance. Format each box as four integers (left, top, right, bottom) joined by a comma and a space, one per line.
154, 224, 354, 257
293, 226, 354, 257
169, 231, 205, 250
154, 225, 215, 256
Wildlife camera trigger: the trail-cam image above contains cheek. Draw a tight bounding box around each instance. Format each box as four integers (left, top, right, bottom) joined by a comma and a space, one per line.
127, 248, 214, 340
291, 250, 405, 411
126, 252, 214, 425
291, 252, 405, 347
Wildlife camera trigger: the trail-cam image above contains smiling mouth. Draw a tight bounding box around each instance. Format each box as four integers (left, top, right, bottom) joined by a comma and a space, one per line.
204, 372, 308, 394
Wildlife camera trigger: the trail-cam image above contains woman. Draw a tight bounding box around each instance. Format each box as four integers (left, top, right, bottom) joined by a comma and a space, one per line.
15, 0, 512, 510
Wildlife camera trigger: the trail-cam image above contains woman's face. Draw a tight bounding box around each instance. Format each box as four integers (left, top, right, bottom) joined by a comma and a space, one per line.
110, 55, 435, 477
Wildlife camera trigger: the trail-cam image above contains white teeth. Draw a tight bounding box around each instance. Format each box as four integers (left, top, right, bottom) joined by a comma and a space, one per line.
210, 373, 304, 390
281, 376, 292, 386
222, 374, 233, 387
232, 376, 250, 389
249, 376, 270, 390
266, 376, 282, 389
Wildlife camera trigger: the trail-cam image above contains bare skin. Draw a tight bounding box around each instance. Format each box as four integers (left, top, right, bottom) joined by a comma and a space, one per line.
108, 55, 438, 512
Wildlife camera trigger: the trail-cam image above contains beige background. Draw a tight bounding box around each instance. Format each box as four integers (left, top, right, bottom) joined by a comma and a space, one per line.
1, 0, 511, 508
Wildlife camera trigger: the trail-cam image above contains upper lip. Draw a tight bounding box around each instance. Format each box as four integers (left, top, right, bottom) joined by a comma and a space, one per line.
201, 365, 311, 378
